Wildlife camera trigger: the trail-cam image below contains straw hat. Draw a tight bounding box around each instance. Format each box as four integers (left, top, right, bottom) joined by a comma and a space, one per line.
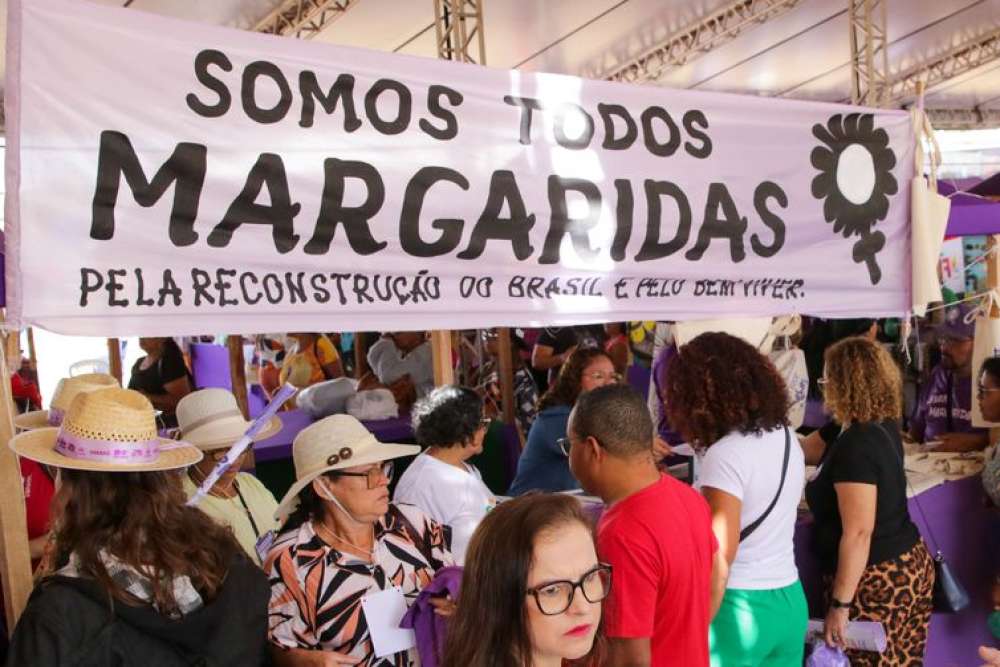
10, 387, 202, 472
274, 414, 418, 519
176, 388, 282, 450
14, 373, 120, 432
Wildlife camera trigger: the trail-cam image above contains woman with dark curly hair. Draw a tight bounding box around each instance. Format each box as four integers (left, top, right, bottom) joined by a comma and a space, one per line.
508, 348, 619, 495
805, 337, 932, 666
442, 493, 609, 667
394, 385, 497, 563
664, 332, 807, 667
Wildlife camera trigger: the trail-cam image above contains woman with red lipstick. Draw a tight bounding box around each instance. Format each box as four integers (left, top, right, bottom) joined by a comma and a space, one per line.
443, 494, 609, 667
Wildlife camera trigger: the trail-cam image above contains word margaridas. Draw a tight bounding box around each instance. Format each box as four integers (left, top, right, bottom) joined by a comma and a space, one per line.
88, 49, 790, 275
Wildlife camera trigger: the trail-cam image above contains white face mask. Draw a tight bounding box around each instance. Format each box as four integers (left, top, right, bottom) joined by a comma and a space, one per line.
316, 477, 364, 524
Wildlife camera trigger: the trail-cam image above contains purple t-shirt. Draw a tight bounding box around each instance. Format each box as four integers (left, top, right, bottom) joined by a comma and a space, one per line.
911, 364, 985, 441
652, 344, 685, 446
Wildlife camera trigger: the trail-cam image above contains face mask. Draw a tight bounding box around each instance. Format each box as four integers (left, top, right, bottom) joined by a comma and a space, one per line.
316, 477, 364, 524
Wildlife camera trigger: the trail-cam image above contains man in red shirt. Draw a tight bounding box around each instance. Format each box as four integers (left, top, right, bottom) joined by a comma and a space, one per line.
568, 384, 719, 667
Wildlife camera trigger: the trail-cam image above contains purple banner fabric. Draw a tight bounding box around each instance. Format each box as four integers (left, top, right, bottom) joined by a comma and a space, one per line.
941, 179, 1000, 237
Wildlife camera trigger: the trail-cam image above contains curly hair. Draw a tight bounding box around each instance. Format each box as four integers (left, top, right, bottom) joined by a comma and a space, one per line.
823, 336, 901, 424
663, 332, 789, 449
411, 385, 484, 449
53, 469, 241, 615
538, 348, 613, 412
442, 493, 605, 667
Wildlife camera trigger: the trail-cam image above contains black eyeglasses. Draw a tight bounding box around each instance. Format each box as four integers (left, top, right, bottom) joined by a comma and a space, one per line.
526, 563, 613, 616
557, 436, 573, 457
977, 383, 1000, 398
327, 461, 394, 490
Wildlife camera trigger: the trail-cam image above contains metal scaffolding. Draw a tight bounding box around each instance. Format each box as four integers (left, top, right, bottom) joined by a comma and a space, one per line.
433, 0, 486, 65
605, 0, 802, 84
848, 0, 889, 107
886, 27, 1000, 106
254, 0, 359, 39
926, 107, 1000, 131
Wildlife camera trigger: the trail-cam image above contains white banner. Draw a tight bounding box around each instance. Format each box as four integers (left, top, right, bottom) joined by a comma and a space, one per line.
6, 0, 915, 336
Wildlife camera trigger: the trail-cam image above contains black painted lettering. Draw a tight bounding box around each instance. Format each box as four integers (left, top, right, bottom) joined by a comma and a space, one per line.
420, 85, 463, 140
298, 71, 362, 131
191, 268, 215, 306
241, 61, 293, 124
641, 107, 681, 157
310, 274, 331, 303
751, 180, 788, 258
612, 179, 633, 262
459, 171, 535, 261
540, 177, 602, 265
306, 159, 387, 255
502, 95, 544, 145
682, 110, 712, 159
598, 104, 638, 150
400, 166, 469, 257
91, 131, 206, 247
80, 269, 104, 307
553, 103, 595, 150
135, 268, 155, 306
635, 180, 691, 261
186, 49, 233, 118
158, 269, 182, 307
208, 153, 301, 253
261, 273, 284, 304
239, 272, 263, 305
365, 79, 412, 135
686, 183, 747, 262
215, 269, 238, 307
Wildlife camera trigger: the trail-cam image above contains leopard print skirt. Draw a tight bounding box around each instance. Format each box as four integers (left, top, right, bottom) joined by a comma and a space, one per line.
826, 541, 935, 666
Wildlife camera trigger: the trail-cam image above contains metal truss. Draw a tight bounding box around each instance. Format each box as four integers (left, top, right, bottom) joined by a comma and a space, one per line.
254, 0, 359, 39
605, 0, 802, 84
925, 107, 1000, 130
433, 0, 486, 64
887, 27, 1000, 105
848, 0, 889, 107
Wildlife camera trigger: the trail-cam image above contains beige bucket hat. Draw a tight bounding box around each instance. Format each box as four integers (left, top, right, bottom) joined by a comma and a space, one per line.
274, 414, 418, 519
14, 373, 120, 432
176, 388, 282, 450
10, 387, 202, 472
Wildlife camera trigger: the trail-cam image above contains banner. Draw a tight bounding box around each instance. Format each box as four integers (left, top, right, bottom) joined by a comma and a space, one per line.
6, 0, 915, 337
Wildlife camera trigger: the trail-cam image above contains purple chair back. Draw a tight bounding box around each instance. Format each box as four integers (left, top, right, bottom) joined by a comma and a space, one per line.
190, 343, 233, 390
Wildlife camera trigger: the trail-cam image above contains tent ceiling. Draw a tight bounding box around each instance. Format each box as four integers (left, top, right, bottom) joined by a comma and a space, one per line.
2, 0, 999, 114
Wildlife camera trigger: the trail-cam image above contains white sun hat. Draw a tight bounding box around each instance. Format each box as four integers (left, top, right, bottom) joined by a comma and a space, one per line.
14, 373, 120, 432
176, 388, 282, 451
274, 414, 418, 520
10, 387, 202, 472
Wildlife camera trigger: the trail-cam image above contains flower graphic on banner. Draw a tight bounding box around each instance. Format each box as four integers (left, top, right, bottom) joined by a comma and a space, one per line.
810, 113, 898, 285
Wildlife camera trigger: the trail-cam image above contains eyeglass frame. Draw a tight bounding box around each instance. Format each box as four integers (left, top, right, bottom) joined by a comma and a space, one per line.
525, 563, 613, 616
326, 461, 395, 489
582, 370, 623, 384
976, 383, 1000, 399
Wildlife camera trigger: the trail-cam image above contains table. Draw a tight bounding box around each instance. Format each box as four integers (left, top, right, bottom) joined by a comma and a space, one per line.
795, 475, 998, 666
253, 409, 415, 463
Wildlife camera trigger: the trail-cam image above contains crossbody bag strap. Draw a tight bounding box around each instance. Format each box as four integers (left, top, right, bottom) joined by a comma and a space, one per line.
873, 421, 939, 553
740, 426, 791, 543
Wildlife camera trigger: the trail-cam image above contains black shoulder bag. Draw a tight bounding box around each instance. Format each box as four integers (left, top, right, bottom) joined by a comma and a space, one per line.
740, 426, 791, 542
875, 422, 970, 613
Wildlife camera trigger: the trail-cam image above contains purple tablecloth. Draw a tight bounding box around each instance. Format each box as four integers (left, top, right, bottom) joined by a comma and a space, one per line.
254, 409, 415, 463
795, 475, 998, 666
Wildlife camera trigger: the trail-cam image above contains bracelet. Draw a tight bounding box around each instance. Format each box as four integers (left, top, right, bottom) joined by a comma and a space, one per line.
830, 597, 852, 610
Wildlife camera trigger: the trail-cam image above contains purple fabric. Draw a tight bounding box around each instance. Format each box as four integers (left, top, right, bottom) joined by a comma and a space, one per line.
400, 566, 463, 667
252, 408, 414, 463
0, 230, 5, 308
796, 476, 997, 666
910, 365, 985, 442
190, 343, 233, 390
626, 364, 651, 400
939, 178, 1000, 237
968, 172, 1000, 197
651, 345, 685, 446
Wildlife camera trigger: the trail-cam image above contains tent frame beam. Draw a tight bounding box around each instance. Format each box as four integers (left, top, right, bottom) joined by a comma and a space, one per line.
887, 27, 1000, 106
605, 0, 803, 84
433, 0, 486, 65
848, 0, 889, 107
254, 0, 360, 39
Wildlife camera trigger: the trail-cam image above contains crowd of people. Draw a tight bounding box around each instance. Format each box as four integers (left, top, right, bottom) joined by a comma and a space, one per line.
2, 313, 998, 667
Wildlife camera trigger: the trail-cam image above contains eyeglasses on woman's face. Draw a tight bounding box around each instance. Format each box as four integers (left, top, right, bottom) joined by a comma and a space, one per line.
582, 371, 622, 384
977, 383, 1000, 399
526, 563, 613, 616
327, 461, 394, 489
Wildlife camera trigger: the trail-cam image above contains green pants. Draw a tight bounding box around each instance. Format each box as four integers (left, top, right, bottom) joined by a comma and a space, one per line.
709, 581, 808, 667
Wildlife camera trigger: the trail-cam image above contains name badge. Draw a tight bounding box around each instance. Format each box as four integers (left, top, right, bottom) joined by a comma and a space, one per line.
255, 530, 276, 564
361, 586, 416, 658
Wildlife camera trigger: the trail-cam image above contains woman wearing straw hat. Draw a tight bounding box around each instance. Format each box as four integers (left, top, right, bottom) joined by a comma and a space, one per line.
267, 414, 455, 667
5, 387, 270, 666
13, 372, 119, 431
177, 388, 283, 566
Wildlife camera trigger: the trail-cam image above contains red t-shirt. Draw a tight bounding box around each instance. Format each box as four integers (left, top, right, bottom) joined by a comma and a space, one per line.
21, 459, 54, 558
597, 475, 716, 667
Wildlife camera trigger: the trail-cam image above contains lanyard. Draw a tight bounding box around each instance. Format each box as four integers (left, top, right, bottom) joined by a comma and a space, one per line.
234, 482, 261, 539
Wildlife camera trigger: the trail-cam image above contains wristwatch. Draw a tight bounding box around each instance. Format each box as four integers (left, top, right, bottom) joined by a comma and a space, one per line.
830, 597, 852, 610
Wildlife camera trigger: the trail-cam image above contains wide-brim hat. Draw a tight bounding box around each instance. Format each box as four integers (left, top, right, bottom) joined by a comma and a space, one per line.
11, 387, 202, 472
274, 414, 418, 520
14, 372, 120, 432
176, 388, 282, 450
